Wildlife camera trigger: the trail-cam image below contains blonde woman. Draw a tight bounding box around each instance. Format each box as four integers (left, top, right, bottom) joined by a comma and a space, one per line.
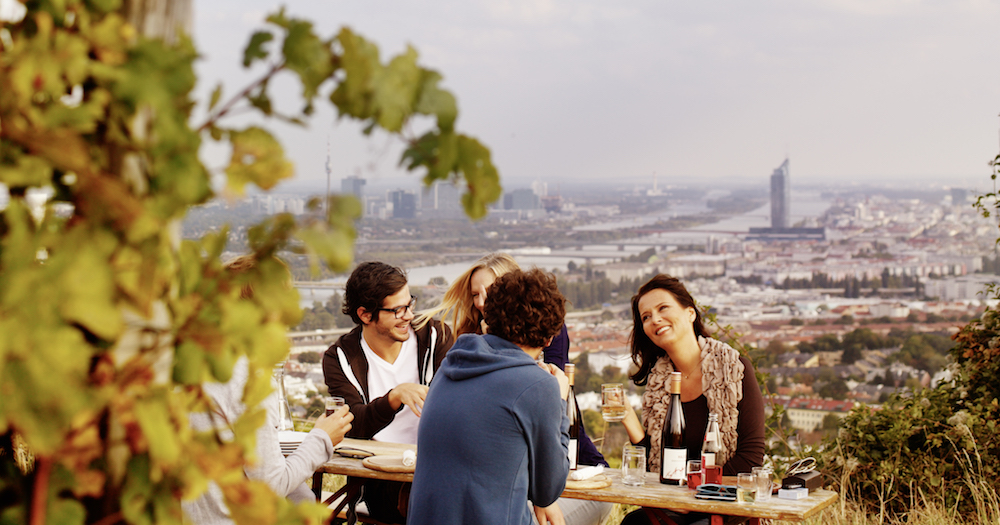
416, 253, 611, 525
417, 253, 519, 336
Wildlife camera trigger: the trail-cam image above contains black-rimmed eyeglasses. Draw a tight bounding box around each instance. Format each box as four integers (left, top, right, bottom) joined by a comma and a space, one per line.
377, 297, 417, 319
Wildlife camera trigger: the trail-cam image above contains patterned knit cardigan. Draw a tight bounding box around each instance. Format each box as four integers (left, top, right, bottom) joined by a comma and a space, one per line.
642, 336, 744, 473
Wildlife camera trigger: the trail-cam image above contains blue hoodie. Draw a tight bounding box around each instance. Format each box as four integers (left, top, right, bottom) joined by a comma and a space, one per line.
408, 334, 570, 525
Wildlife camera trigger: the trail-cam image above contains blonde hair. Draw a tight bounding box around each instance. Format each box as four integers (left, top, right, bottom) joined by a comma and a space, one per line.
414, 252, 520, 335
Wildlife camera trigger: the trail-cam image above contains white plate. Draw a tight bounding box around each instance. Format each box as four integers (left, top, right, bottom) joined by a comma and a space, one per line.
278, 430, 309, 443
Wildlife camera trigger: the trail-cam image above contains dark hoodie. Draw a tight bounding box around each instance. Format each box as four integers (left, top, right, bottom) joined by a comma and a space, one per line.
408, 334, 570, 525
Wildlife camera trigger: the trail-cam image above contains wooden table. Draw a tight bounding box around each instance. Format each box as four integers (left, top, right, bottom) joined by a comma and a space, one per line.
562, 471, 837, 524
315, 439, 838, 525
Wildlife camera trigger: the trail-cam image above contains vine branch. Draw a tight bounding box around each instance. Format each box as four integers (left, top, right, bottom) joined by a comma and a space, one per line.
197, 61, 285, 133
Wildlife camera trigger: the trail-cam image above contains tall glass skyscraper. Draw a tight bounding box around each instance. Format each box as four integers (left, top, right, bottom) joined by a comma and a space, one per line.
770, 159, 790, 229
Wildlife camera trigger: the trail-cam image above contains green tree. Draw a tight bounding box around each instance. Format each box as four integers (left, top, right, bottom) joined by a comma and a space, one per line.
296, 351, 322, 364
0, 3, 500, 525
891, 333, 952, 373
834, 314, 854, 325
815, 169, 1000, 517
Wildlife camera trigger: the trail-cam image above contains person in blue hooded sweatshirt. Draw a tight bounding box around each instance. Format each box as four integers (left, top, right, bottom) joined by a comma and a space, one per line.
408, 268, 571, 525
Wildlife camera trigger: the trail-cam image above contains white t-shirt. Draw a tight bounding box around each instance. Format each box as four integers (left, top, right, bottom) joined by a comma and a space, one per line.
360, 328, 421, 444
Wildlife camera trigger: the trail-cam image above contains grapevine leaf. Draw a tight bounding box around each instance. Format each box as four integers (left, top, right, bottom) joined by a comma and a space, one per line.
208, 83, 223, 111
415, 70, 457, 131
243, 31, 273, 67
281, 18, 334, 103
330, 27, 378, 120
456, 135, 502, 220
225, 127, 293, 194
371, 46, 420, 132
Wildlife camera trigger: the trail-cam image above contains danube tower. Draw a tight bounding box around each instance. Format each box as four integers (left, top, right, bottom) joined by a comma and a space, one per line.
770, 158, 790, 229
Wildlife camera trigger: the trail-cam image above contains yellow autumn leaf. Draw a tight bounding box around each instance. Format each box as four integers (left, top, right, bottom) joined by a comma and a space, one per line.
225, 127, 294, 194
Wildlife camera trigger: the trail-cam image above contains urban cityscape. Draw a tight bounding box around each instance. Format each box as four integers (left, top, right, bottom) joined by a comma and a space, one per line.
183, 159, 999, 447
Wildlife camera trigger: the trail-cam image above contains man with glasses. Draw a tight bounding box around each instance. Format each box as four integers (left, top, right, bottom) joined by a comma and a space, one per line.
323, 261, 454, 523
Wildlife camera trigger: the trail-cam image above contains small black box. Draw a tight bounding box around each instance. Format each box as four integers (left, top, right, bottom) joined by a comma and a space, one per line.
781, 470, 823, 492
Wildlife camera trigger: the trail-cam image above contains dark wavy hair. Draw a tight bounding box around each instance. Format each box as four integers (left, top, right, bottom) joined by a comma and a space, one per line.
484, 268, 565, 348
343, 261, 408, 324
628, 274, 708, 386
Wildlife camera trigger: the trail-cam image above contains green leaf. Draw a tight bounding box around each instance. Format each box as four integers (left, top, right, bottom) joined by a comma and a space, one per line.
47, 496, 87, 525
330, 28, 379, 120
208, 83, 223, 111
224, 127, 293, 194
246, 80, 273, 116
121, 456, 154, 525
371, 46, 420, 132
172, 341, 205, 385
281, 18, 334, 103
264, 7, 290, 29
0, 153, 53, 188
456, 135, 502, 219
58, 233, 124, 341
295, 226, 356, 276
243, 31, 274, 67
415, 70, 458, 131
135, 392, 181, 466
88, 0, 123, 13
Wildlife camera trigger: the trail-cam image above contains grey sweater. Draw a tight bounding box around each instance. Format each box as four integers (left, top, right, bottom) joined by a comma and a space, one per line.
182, 358, 334, 524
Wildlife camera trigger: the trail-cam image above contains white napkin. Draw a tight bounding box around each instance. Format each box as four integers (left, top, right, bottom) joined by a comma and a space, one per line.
402, 449, 416, 467
568, 465, 604, 481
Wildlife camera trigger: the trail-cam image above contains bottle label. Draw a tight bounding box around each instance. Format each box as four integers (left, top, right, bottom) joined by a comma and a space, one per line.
569, 439, 578, 469
661, 448, 687, 482
702, 452, 716, 468
704, 431, 717, 442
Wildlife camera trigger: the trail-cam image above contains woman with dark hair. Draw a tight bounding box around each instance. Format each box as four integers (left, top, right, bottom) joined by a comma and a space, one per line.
615, 274, 765, 525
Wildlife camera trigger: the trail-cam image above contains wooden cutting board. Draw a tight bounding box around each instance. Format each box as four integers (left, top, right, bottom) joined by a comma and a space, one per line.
362, 455, 415, 473
565, 474, 611, 490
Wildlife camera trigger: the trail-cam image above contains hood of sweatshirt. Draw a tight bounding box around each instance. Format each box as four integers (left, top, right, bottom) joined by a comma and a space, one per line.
440, 333, 539, 382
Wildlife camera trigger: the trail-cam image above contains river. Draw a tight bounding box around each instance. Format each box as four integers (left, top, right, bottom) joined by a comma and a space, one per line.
296, 190, 832, 306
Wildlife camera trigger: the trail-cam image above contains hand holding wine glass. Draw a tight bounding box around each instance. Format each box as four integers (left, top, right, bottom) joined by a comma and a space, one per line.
601, 383, 626, 422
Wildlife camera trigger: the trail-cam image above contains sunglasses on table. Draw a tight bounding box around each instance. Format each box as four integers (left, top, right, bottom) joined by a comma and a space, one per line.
334, 447, 375, 459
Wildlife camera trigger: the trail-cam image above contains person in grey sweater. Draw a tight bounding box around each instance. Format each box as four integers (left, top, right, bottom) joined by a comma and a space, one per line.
182, 357, 354, 525
182, 255, 354, 524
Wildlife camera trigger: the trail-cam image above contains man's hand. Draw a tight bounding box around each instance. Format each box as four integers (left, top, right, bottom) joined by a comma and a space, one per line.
540, 363, 570, 400
533, 502, 566, 525
314, 405, 353, 445
388, 383, 430, 416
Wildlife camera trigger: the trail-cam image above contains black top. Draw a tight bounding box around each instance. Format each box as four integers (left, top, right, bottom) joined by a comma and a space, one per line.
543, 324, 609, 468
637, 355, 766, 476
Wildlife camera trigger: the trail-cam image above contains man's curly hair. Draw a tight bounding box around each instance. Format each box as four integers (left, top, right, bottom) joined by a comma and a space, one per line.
483, 268, 565, 348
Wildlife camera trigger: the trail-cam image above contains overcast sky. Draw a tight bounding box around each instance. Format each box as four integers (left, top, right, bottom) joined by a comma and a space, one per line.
147, 2, 1000, 193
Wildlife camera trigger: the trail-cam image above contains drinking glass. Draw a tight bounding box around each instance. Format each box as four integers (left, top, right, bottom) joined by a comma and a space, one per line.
325, 396, 345, 416
737, 473, 756, 503
686, 459, 702, 489
753, 466, 773, 502
621, 445, 646, 487
703, 464, 722, 485
273, 362, 295, 431
601, 384, 626, 422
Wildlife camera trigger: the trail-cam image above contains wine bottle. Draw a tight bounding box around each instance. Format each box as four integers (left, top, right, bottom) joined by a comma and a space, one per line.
565, 363, 580, 470
701, 412, 721, 468
659, 371, 686, 485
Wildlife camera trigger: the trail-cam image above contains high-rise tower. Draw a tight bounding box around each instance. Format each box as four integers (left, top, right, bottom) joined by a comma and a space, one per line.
770, 158, 790, 229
